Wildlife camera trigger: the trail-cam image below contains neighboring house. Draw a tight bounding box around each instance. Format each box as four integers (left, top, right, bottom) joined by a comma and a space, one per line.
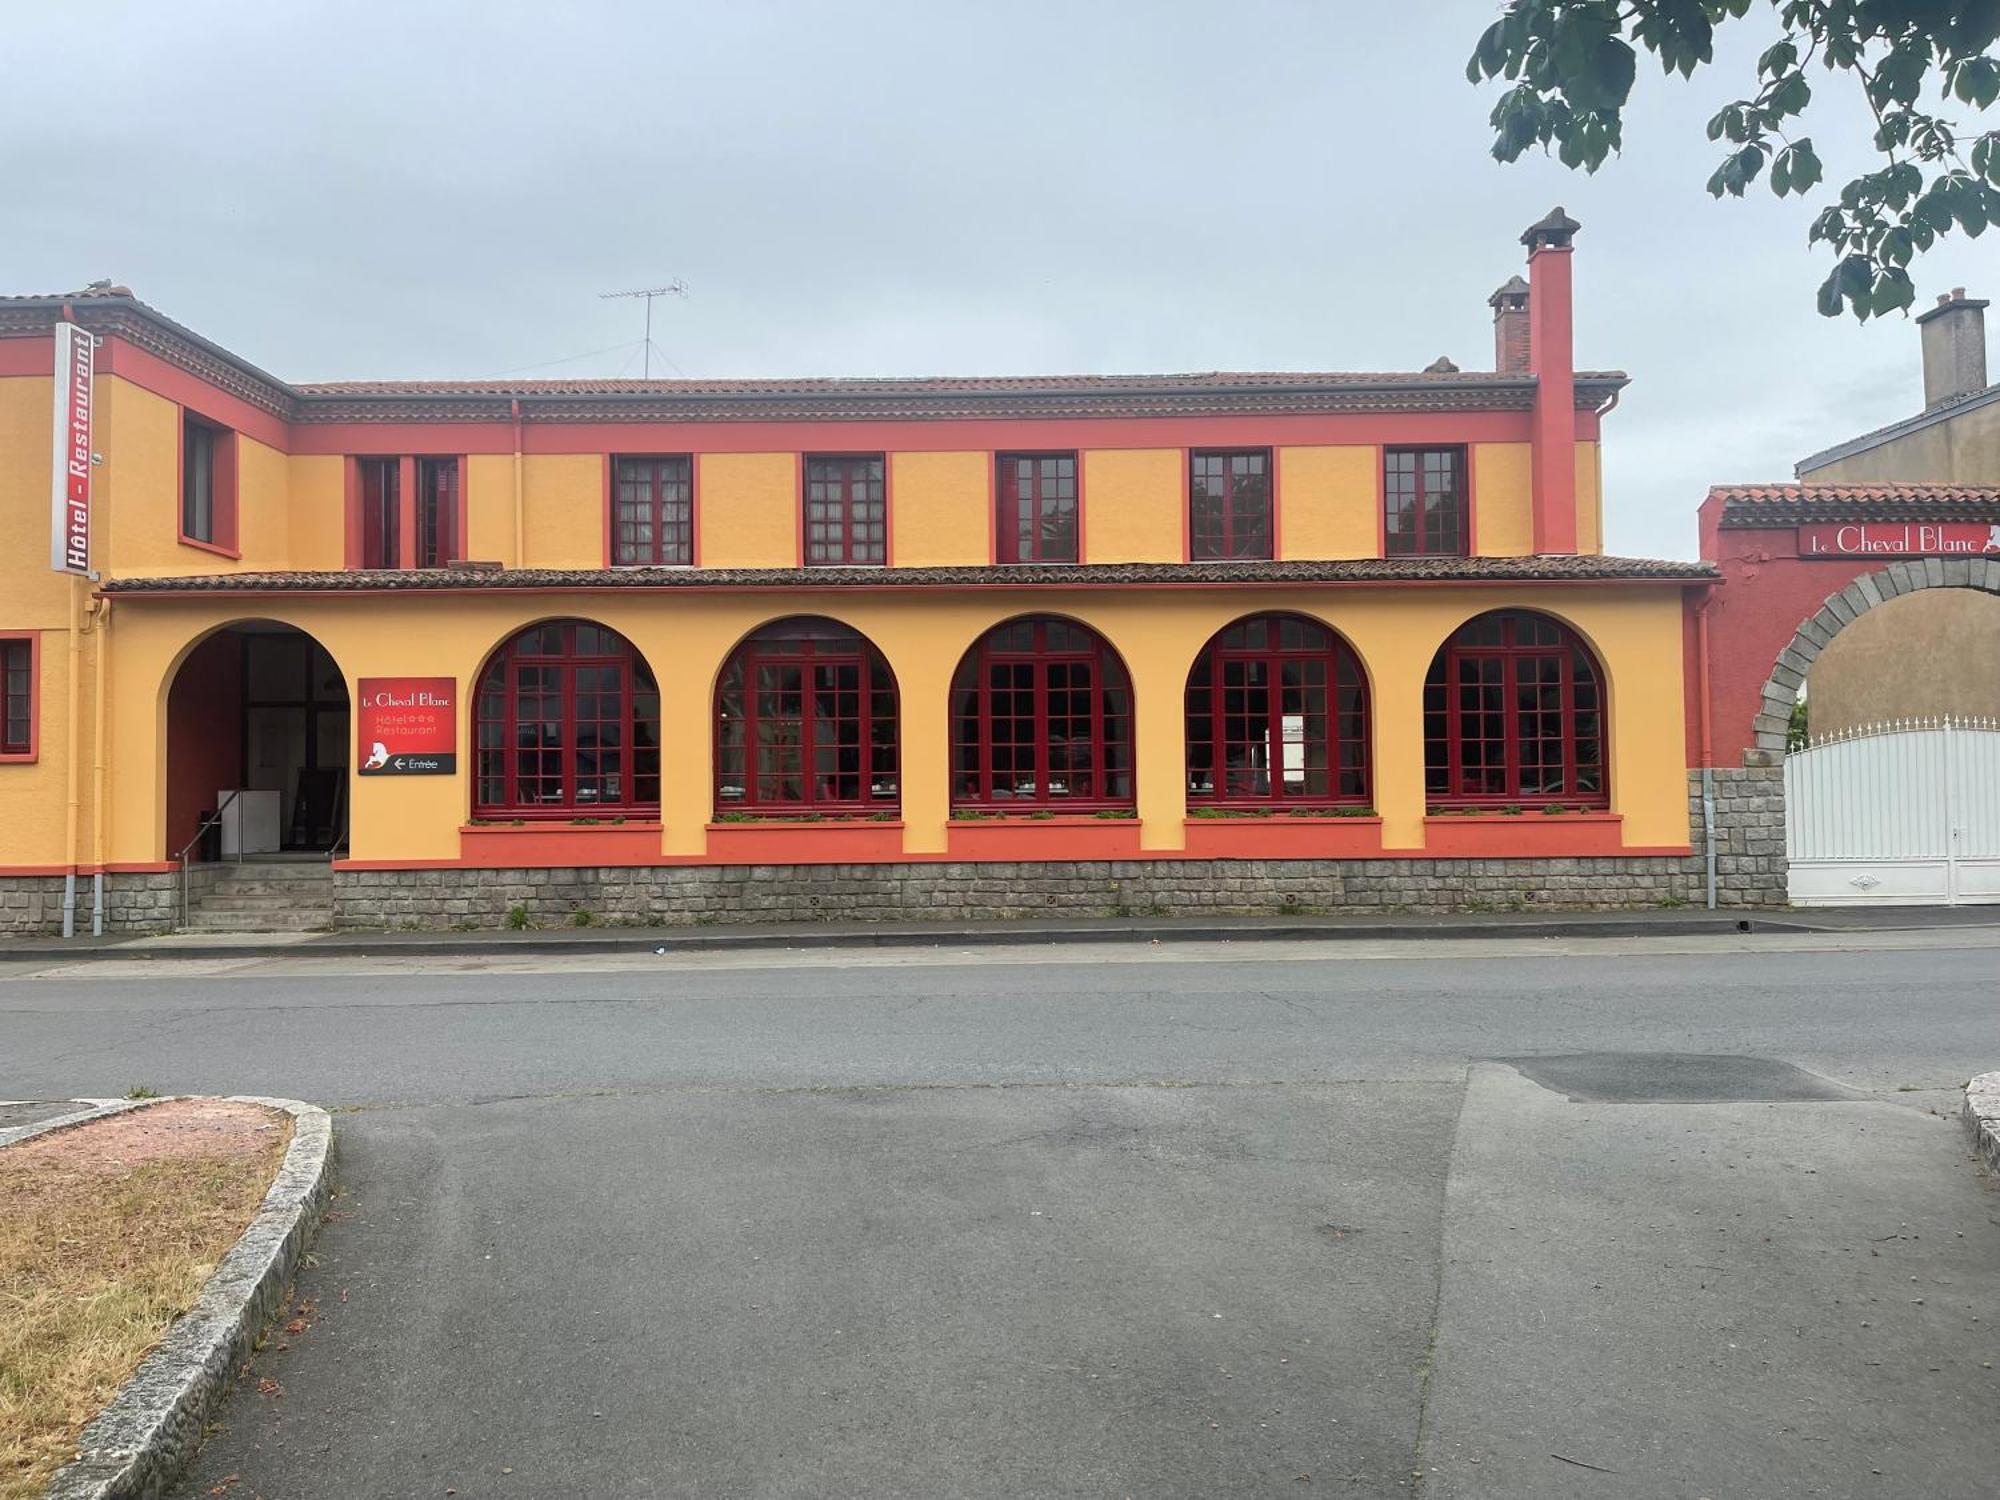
1788, 290, 2000, 737
1, 210, 1754, 935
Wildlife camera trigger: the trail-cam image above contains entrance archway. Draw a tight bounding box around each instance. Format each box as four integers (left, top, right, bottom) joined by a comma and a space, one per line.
166, 621, 351, 859
1752, 560, 2000, 754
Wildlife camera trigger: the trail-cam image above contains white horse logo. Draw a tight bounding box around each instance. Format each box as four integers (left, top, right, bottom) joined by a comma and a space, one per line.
1987, 525, 2000, 552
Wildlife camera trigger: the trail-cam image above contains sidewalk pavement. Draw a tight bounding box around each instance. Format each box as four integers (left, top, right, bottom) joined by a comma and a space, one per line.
3, 904, 1997, 965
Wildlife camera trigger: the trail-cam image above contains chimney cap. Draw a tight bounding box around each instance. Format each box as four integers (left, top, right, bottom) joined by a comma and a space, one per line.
1915, 287, 1989, 324
1489, 274, 1531, 307
1521, 207, 1581, 251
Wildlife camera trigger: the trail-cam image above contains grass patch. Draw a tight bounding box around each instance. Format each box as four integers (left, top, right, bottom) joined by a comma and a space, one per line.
0, 1109, 290, 1500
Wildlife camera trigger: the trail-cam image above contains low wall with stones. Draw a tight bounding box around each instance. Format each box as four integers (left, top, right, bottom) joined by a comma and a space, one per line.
0, 771, 1790, 935
0, 871, 182, 936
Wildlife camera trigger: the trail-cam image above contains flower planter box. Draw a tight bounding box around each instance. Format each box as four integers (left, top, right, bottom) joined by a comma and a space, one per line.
459, 822, 663, 868
1420, 812, 1625, 858
1181, 816, 1384, 860
946, 815, 1143, 861
705, 820, 906, 864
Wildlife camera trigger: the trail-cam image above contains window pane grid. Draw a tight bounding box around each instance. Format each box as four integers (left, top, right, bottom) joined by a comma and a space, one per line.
1185, 614, 1368, 805
1423, 611, 1606, 806
473, 621, 659, 816
951, 617, 1134, 809
1, 640, 29, 755
613, 456, 693, 566
1384, 447, 1466, 557
715, 623, 899, 812
805, 457, 887, 566
996, 454, 1078, 563
1189, 450, 1272, 561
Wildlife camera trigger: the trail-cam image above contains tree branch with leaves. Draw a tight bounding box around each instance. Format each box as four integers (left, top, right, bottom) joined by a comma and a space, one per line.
1468, 1, 2000, 319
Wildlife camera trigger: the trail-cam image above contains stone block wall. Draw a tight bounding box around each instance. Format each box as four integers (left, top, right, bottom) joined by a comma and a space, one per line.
0, 770, 1793, 934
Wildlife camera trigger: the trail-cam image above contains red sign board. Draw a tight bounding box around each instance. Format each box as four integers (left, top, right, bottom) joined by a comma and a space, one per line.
1799, 523, 2000, 558
48, 321, 94, 575
357, 678, 457, 776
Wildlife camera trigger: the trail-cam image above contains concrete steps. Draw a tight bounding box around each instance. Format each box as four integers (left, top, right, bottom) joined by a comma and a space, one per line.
185, 860, 335, 933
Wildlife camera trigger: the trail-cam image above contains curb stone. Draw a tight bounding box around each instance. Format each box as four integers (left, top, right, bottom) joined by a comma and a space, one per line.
0, 1098, 153, 1150
1964, 1072, 2000, 1175
36, 1095, 335, 1500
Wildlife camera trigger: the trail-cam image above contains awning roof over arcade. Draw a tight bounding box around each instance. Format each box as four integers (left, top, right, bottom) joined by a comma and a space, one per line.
99, 555, 1716, 597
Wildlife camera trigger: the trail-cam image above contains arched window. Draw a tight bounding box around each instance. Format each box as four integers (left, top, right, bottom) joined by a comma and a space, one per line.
1424, 611, 1606, 806
951, 616, 1133, 808
474, 620, 660, 816
715, 618, 898, 813
1185, 614, 1368, 805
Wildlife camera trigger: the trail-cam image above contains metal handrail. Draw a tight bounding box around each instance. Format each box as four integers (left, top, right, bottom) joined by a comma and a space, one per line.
176, 789, 243, 931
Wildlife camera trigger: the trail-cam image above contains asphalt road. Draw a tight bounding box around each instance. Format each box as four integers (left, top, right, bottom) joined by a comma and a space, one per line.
3, 931, 1997, 1498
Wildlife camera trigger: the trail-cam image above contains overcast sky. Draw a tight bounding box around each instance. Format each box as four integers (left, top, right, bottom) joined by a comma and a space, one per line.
5, 1, 1991, 560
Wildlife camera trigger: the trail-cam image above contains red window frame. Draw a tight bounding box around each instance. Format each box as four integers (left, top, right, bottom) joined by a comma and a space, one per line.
1384, 447, 1468, 557
996, 453, 1078, 564
950, 616, 1134, 810
715, 620, 899, 814
1189, 449, 1273, 561
0, 632, 37, 761
612, 455, 694, 566
803, 455, 887, 566
358, 457, 401, 569
179, 412, 239, 556
473, 620, 660, 818
1423, 611, 1607, 807
1185, 613, 1368, 806
415, 457, 459, 569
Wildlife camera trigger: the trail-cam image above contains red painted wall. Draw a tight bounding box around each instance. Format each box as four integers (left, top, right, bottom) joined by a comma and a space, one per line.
1690, 496, 1907, 763
165, 632, 243, 859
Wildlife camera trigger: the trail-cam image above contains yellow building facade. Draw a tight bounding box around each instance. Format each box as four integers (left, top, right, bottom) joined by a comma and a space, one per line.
0, 216, 1719, 934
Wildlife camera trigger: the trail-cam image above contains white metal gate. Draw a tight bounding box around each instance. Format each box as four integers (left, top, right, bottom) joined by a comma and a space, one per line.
1786, 717, 2000, 906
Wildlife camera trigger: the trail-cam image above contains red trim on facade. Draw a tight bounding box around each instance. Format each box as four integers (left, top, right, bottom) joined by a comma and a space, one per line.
96, 335, 290, 451
284, 410, 1543, 460
0, 338, 55, 377
0, 631, 41, 763
459, 823, 665, 868
1419, 812, 1650, 857
945, 816, 1144, 861
705, 820, 908, 864
1181, 816, 1384, 859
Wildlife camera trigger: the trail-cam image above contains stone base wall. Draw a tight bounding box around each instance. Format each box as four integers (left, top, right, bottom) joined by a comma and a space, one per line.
0, 871, 181, 935
0, 771, 1792, 935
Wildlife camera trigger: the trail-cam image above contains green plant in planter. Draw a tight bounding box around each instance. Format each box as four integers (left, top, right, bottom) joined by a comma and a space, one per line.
1540, 804, 1570, 816
1030, 809, 1056, 820
714, 810, 757, 823
1329, 806, 1375, 818
951, 809, 998, 821
1092, 808, 1137, 820
571, 817, 600, 825
867, 811, 898, 822
1500, 805, 1523, 816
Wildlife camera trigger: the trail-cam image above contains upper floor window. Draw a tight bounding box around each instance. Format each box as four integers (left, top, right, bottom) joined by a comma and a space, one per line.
356, 456, 460, 570
804, 455, 886, 566
180, 413, 237, 553
1384, 447, 1467, 556
997, 453, 1078, 564
1189, 449, 1272, 560
0, 635, 35, 760
613, 456, 694, 566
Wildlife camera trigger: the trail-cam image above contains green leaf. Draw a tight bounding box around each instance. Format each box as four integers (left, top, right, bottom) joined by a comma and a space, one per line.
1772, 139, 1822, 196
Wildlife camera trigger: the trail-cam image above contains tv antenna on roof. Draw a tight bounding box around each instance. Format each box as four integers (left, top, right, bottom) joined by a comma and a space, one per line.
599, 281, 689, 378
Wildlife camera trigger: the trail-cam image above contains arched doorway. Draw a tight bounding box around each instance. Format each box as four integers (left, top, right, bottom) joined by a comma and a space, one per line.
166, 621, 350, 859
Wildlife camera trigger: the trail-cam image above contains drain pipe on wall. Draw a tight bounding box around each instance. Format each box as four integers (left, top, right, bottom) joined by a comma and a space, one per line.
1695, 587, 1718, 910
89, 594, 110, 935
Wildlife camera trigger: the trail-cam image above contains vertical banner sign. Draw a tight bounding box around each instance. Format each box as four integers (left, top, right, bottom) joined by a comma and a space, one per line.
357, 677, 458, 776
49, 321, 95, 575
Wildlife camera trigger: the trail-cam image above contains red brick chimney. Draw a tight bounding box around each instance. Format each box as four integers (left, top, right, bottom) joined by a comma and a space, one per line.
1489, 275, 1531, 374
1522, 207, 1580, 555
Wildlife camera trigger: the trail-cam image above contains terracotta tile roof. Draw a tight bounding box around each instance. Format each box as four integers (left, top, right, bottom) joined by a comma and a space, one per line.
0, 290, 1628, 422
1711, 482, 2000, 526
101, 556, 1714, 596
